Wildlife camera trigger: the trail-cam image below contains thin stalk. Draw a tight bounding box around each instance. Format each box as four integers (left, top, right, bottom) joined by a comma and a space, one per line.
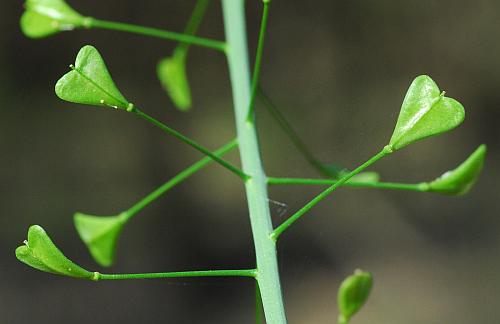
97, 269, 257, 280
267, 177, 428, 192
222, 1, 287, 323
86, 18, 226, 52
121, 140, 238, 222
257, 87, 343, 178
177, 0, 211, 55
131, 107, 249, 180
246, 1, 271, 122
271, 146, 392, 241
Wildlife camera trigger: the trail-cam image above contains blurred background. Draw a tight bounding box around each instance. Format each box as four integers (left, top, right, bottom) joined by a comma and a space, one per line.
1, 0, 500, 323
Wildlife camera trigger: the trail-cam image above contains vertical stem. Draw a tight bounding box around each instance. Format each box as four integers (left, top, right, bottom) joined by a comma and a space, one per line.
255, 282, 264, 324
221, 1, 288, 323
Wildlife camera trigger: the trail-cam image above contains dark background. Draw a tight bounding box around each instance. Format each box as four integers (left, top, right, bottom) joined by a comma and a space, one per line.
1, 0, 500, 323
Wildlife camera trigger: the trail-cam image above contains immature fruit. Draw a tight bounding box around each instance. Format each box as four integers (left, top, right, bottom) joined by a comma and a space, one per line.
429, 144, 486, 195
55, 45, 132, 110
21, 0, 87, 38
389, 75, 465, 151
157, 49, 192, 111
74, 212, 126, 267
16, 225, 97, 280
337, 269, 373, 324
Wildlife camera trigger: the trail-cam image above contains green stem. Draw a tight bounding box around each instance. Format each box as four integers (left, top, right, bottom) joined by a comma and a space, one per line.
131, 108, 249, 180
176, 0, 211, 56
267, 177, 428, 192
246, 1, 271, 122
257, 87, 343, 178
256, 282, 264, 324
222, 1, 287, 323
271, 146, 392, 241
121, 140, 238, 222
98, 269, 257, 280
87, 18, 226, 52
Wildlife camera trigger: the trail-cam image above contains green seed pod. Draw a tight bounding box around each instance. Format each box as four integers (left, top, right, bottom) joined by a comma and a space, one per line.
74, 212, 126, 267
20, 0, 88, 38
55, 45, 132, 110
337, 269, 373, 324
389, 75, 465, 151
16, 225, 96, 280
429, 144, 486, 195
